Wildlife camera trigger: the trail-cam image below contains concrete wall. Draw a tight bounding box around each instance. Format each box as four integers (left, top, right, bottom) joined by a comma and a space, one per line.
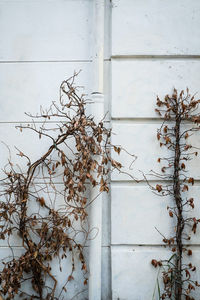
0, 0, 200, 299
0, 1, 93, 299
110, 0, 200, 299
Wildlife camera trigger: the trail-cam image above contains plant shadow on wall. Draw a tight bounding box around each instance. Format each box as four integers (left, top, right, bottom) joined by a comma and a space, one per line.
146, 89, 200, 300
0, 73, 135, 300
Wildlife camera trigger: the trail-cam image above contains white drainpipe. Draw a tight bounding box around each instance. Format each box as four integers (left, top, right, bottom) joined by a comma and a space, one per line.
88, 0, 105, 300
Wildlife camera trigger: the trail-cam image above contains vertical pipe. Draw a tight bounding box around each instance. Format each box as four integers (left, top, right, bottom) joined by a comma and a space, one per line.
88, 1, 105, 300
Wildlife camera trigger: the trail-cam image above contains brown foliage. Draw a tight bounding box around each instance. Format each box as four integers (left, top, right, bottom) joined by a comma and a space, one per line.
149, 89, 200, 299
0, 74, 125, 299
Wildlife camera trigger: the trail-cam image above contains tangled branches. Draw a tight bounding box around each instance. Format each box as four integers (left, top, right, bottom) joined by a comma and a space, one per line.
149, 89, 200, 300
0, 74, 123, 299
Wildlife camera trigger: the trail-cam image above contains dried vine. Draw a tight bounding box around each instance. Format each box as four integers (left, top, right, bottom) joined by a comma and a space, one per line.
0, 74, 125, 299
149, 89, 200, 300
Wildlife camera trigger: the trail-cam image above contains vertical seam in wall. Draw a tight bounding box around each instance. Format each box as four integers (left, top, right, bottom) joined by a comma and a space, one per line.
101, 0, 112, 299
108, 1, 113, 299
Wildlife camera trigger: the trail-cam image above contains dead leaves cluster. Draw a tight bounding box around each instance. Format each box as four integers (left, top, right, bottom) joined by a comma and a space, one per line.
151, 89, 200, 299
0, 75, 123, 299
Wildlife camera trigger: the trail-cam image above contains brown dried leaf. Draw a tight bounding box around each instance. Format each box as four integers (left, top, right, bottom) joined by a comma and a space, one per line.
156, 184, 162, 193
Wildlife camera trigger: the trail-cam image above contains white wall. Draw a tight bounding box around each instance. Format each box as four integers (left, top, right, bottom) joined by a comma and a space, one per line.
1, 0, 200, 299
111, 0, 200, 299
0, 1, 92, 299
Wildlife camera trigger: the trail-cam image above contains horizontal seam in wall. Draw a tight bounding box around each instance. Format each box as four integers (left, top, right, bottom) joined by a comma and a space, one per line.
0, 60, 92, 64
111, 55, 200, 60
0, 119, 193, 124
111, 180, 200, 185
111, 244, 200, 248
0, 245, 110, 249
0, 59, 111, 64
111, 180, 170, 186
0, 120, 111, 123
4, 245, 200, 249
111, 118, 196, 124
0, 121, 70, 124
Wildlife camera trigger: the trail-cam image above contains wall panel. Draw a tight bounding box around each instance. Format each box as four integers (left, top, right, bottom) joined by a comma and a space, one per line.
112, 0, 200, 56
0, 0, 92, 61
112, 59, 200, 118
111, 246, 200, 300
111, 185, 200, 245
0, 62, 91, 122
111, 122, 200, 181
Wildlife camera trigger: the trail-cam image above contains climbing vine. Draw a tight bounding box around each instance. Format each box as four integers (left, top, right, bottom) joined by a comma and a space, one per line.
0, 74, 124, 299
149, 89, 200, 300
